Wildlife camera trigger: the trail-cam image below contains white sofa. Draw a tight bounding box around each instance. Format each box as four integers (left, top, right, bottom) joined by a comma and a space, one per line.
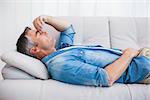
0, 17, 150, 100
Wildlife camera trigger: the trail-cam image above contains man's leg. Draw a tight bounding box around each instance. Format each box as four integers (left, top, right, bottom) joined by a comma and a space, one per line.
138, 47, 150, 84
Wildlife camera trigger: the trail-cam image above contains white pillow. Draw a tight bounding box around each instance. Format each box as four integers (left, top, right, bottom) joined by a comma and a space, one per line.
1, 50, 49, 79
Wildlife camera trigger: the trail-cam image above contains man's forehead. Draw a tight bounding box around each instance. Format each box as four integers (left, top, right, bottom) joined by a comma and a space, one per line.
30, 27, 36, 30
25, 27, 36, 41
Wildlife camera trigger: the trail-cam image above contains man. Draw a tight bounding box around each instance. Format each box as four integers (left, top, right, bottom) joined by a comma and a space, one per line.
16, 15, 150, 87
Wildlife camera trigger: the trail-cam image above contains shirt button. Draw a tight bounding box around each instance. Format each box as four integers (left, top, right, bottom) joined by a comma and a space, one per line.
80, 51, 83, 54
78, 50, 84, 57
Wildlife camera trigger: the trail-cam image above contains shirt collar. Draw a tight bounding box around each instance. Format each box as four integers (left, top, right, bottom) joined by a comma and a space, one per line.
41, 51, 57, 63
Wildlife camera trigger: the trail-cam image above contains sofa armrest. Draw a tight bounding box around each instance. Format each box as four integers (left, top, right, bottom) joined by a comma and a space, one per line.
0, 73, 3, 80
0, 59, 5, 80
0, 66, 4, 80
2, 64, 36, 80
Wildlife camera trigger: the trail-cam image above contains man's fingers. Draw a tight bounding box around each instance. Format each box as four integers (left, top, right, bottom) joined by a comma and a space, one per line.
33, 19, 38, 29
33, 21, 40, 31
39, 16, 44, 25
36, 17, 42, 29
33, 16, 46, 31
35, 18, 41, 31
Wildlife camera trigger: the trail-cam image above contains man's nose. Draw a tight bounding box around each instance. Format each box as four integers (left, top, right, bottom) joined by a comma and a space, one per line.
44, 32, 48, 35
39, 31, 48, 35
41, 31, 48, 35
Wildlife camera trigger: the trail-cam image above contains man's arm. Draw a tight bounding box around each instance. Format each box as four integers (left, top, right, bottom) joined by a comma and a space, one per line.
33, 15, 75, 49
105, 48, 140, 86
57, 25, 75, 49
33, 15, 71, 32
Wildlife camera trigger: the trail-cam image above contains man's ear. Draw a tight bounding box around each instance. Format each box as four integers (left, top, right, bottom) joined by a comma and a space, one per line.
29, 47, 40, 55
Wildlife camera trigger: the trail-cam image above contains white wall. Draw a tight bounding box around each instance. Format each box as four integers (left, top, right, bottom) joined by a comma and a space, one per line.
0, 0, 149, 79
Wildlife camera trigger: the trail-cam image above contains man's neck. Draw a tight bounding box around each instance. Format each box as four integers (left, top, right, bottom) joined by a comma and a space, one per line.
38, 48, 56, 60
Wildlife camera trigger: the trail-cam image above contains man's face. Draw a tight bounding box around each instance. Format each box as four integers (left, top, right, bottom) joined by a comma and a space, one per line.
25, 27, 56, 51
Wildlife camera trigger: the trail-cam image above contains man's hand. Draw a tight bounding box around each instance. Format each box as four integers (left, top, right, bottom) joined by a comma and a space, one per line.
33, 15, 71, 32
33, 15, 49, 31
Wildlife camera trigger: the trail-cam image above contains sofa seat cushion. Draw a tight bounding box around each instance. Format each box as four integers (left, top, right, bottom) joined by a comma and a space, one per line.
0, 79, 149, 100
127, 84, 150, 100
0, 80, 42, 100
41, 80, 130, 100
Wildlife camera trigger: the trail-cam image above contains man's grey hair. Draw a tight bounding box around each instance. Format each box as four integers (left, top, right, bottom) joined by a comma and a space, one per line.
16, 27, 37, 58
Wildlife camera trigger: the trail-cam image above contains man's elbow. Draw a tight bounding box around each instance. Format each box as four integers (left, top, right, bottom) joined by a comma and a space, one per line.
106, 73, 116, 87
101, 75, 115, 87
108, 79, 115, 87
101, 80, 114, 87
104, 69, 117, 87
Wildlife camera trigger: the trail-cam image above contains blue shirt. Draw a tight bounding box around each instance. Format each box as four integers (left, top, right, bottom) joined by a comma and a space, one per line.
42, 25, 150, 87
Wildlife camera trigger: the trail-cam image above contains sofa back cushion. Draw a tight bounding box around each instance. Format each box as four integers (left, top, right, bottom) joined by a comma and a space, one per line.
109, 17, 139, 50
109, 17, 150, 50
134, 17, 150, 48
57, 17, 110, 48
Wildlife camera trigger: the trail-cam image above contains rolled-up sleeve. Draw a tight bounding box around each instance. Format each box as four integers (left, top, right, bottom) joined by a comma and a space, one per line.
57, 25, 76, 49
51, 59, 110, 87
